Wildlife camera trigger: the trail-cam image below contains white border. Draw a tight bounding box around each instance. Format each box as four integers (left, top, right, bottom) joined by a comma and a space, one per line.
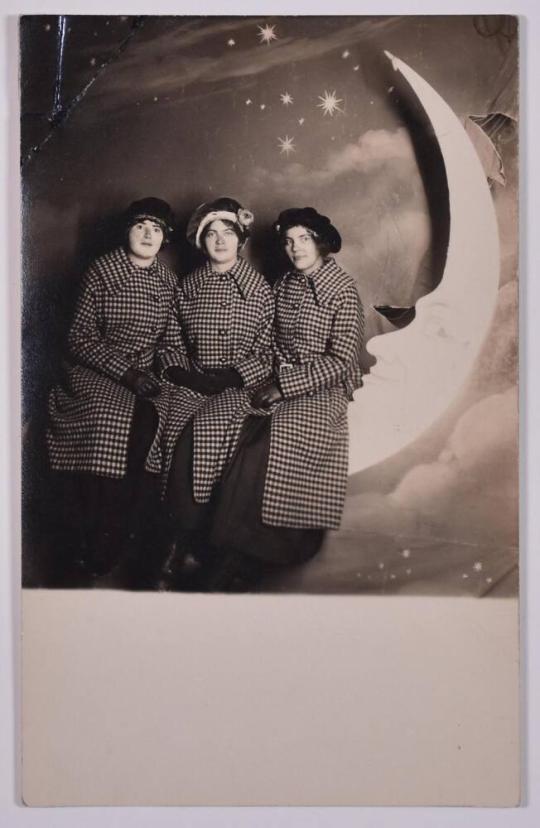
2, 1, 538, 824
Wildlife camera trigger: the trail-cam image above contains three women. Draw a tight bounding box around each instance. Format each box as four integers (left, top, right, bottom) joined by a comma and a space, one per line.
46, 197, 364, 590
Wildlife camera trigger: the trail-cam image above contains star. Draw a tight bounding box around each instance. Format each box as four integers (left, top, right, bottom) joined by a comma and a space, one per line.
245, 99, 252, 106
44, 23, 51, 31
317, 90, 344, 116
353, 65, 360, 71
153, 96, 159, 102
401, 549, 411, 558
390, 574, 396, 580
280, 92, 293, 106
342, 49, 350, 58
258, 24, 277, 44
473, 561, 483, 572
227, 38, 236, 47
486, 577, 493, 584
90, 57, 96, 66
405, 568, 412, 575
260, 104, 266, 110
388, 85, 395, 92
378, 562, 385, 570
278, 135, 296, 156
298, 117, 305, 125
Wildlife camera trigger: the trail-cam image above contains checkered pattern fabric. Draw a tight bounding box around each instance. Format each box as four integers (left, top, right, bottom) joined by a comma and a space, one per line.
47, 246, 184, 478
145, 257, 274, 495
174, 257, 274, 385
261, 257, 365, 529
273, 257, 364, 400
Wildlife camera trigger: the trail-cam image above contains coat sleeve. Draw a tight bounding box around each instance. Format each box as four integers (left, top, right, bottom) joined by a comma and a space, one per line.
278, 287, 364, 399
233, 286, 275, 387
67, 269, 133, 382
155, 285, 191, 376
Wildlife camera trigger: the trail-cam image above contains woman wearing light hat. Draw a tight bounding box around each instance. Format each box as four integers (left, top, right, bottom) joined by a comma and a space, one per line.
47, 197, 185, 580
199, 207, 365, 591
155, 196, 274, 585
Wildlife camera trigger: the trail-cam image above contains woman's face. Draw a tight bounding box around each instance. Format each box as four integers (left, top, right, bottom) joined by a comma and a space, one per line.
203, 219, 240, 271
284, 226, 323, 274
127, 219, 164, 264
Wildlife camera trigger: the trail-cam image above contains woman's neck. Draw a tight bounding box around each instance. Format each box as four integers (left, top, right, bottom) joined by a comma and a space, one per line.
296, 260, 324, 277
211, 257, 238, 274
127, 252, 156, 269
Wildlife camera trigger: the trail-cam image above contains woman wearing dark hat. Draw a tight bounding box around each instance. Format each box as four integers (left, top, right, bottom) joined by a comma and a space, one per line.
199, 207, 364, 591
153, 196, 274, 586
47, 197, 185, 580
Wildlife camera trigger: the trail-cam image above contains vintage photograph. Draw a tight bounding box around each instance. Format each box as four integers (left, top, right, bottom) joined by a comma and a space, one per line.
21, 14, 518, 597
16, 12, 522, 808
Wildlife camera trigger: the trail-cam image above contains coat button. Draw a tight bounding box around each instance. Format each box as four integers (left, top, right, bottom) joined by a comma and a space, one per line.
219, 328, 227, 336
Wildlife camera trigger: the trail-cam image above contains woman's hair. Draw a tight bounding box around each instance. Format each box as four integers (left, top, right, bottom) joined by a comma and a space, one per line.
123, 197, 176, 245
200, 217, 243, 248
123, 220, 171, 250
274, 207, 342, 254
281, 227, 333, 259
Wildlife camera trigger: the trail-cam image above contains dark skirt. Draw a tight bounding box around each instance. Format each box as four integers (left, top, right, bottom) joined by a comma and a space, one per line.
50, 398, 162, 580
166, 415, 325, 570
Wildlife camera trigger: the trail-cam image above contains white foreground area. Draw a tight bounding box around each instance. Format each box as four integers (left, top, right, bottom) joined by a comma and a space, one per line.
22, 591, 519, 807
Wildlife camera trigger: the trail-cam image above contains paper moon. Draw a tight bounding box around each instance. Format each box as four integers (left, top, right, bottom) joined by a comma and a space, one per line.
347, 52, 500, 475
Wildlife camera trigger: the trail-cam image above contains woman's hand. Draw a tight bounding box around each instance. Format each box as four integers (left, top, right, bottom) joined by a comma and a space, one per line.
252, 382, 283, 409
122, 368, 161, 398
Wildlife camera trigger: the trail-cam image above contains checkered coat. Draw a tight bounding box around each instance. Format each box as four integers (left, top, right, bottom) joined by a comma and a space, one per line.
261, 257, 365, 529
145, 257, 274, 496
47, 246, 184, 478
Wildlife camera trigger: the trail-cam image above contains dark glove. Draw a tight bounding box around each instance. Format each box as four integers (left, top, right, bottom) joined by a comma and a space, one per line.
252, 381, 283, 408
165, 367, 243, 395
165, 367, 210, 394
122, 367, 161, 398
204, 368, 244, 393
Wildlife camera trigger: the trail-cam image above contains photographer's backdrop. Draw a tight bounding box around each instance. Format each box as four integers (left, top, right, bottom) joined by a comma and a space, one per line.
21, 15, 518, 594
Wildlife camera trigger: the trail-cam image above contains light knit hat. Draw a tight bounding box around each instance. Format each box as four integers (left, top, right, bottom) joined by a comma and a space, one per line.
186, 197, 254, 249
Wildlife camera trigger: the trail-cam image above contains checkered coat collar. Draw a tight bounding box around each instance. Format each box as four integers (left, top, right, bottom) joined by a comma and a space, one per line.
280, 257, 351, 307
182, 256, 262, 300
91, 246, 168, 295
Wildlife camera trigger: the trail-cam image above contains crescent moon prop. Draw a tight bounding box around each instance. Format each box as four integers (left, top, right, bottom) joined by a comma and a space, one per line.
347, 52, 500, 475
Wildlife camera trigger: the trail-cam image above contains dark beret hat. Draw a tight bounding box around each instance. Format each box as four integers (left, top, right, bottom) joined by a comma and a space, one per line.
124, 197, 176, 235
274, 207, 342, 253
